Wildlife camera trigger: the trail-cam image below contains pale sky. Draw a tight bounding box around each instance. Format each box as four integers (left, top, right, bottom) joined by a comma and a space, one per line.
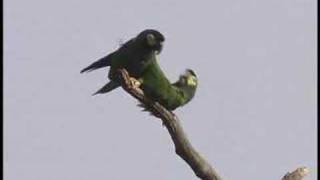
4, 0, 317, 180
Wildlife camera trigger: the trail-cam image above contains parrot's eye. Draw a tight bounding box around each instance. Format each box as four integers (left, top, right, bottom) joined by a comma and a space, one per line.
187, 76, 198, 87
146, 33, 157, 47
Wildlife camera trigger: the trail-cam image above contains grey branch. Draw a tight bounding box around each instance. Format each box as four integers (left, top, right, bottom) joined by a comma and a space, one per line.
282, 167, 309, 180
115, 69, 309, 180
116, 69, 222, 180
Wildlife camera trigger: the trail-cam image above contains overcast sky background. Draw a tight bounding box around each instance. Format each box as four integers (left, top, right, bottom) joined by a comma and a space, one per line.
4, 0, 317, 180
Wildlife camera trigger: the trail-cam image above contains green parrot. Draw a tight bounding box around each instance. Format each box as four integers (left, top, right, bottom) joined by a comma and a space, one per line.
139, 60, 198, 111
80, 29, 165, 95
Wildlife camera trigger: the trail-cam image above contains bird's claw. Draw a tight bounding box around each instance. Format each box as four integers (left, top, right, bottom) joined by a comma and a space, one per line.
129, 77, 142, 89
116, 69, 142, 93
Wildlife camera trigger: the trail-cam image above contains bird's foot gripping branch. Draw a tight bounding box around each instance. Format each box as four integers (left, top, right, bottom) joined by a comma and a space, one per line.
115, 69, 175, 118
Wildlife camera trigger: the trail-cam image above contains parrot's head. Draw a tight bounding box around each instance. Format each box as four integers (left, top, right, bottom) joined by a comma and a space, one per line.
179, 69, 198, 88
136, 29, 165, 54
174, 69, 198, 104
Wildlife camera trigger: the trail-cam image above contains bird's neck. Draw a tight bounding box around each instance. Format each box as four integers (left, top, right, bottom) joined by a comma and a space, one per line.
173, 84, 197, 105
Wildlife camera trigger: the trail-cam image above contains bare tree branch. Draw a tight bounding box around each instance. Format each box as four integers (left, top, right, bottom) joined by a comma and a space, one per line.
115, 69, 309, 180
282, 167, 309, 180
116, 69, 222, 180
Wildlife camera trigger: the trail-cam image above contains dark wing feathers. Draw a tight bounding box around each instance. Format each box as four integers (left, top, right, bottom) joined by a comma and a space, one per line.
92, 81, 120, 95
80, 52, 115, 73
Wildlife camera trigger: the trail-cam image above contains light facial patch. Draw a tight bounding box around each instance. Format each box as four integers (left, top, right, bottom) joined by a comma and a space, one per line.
187, 76, 198, 86
146, 34, 157, 47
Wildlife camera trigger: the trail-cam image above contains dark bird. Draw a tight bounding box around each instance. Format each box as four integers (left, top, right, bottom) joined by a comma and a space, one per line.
81, 29, 165, 95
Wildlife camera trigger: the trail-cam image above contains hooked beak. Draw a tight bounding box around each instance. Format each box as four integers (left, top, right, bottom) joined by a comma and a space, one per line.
155, 41, 163, 54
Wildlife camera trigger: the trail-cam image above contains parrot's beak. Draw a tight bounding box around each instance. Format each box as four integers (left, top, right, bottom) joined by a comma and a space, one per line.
155, 41, 163, 54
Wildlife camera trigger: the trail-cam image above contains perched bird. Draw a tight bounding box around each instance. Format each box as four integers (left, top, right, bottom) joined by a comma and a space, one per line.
81, 29, 197, 111
81, 29, 165, 95
139, 60, 198, 111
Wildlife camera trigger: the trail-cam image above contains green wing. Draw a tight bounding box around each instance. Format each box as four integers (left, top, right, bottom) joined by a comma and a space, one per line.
141, 59, 187, 111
